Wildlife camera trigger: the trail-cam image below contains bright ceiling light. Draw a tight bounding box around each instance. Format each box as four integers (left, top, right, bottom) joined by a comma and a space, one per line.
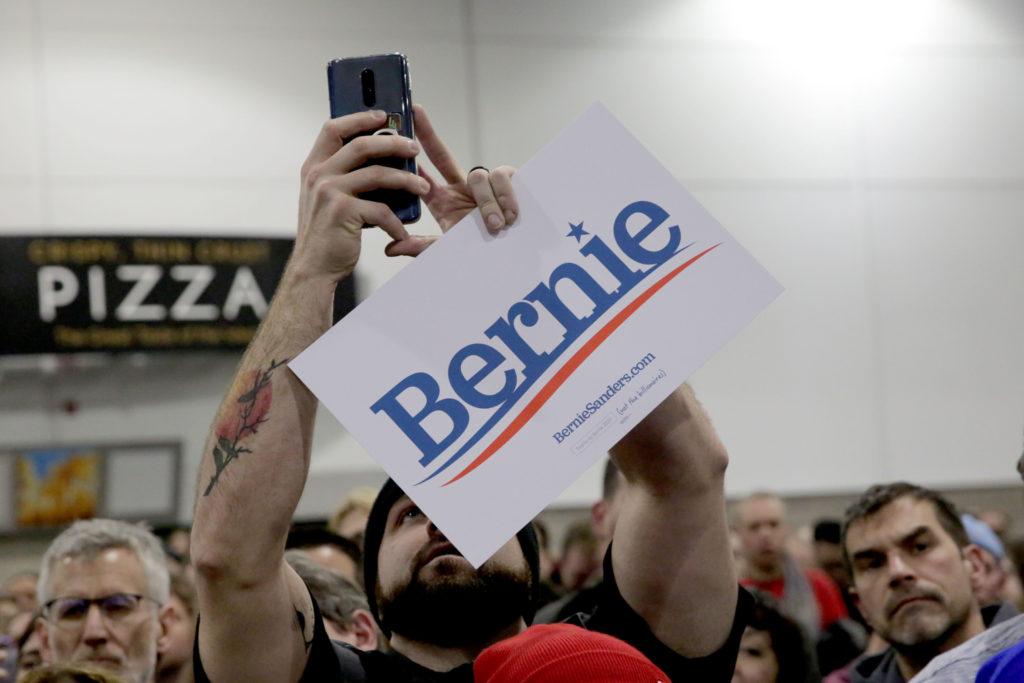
717, 0, 936, 86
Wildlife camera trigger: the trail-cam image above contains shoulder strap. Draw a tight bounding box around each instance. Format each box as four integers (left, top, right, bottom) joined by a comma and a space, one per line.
331, 641, 369, 682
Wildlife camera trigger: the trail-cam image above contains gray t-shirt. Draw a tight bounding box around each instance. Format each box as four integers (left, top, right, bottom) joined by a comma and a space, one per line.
851, 603, 1018, 683
911, 613, 1024, 682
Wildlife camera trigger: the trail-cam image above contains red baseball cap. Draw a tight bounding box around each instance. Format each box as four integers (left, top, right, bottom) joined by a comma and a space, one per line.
474, 623, 670, 682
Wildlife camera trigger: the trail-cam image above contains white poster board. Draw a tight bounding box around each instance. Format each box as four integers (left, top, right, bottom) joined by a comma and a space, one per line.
291, 104, 783, 566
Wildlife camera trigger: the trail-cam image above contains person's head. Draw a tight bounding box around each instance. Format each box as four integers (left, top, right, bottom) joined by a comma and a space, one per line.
813, 519, 850, 590
10, 610, 45, 680
284, 551, 377, 651
732, 593, 814, 683
162, 530, 190, 566
285, 526, 362, 586
557, 521, 600, 592
961, 513, 1008, 607
590, 458, 626, 548
474, 623, 669, 682
362, 479, 537, 650
154, 566, 195, 681
734, 493, 788, 576
3, 573, 40, 613
977, 510, 1010, 542
842, 483, 986, 661
328, 486, 378, 549
37, 519, 172, 683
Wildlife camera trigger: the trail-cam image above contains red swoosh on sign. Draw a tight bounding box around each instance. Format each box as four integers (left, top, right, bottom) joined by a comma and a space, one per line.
442, 242, 722, 487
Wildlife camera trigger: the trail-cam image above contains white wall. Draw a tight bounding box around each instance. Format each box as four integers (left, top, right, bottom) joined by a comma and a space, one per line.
1, 0, 1022, 525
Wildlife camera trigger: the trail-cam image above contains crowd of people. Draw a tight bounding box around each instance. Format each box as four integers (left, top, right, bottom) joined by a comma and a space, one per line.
2, 106, 1022, 682
4, 461, 1024, 682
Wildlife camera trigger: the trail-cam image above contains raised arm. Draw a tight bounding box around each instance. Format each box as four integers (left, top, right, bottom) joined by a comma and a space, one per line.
609, 383, 737, 658
190, 106, 518, 683
190, 110, 422, 683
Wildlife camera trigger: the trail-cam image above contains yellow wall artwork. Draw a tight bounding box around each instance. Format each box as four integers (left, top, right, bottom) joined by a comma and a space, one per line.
16, 449, 100, 527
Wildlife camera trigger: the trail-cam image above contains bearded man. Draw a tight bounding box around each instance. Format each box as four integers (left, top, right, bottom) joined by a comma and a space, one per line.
842, 483, 1016, 682
191, 106, 750, 682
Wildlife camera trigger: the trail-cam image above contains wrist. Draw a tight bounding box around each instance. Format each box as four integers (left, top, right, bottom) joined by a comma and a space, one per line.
272, 266, 346, 330
278, 262, 350, 299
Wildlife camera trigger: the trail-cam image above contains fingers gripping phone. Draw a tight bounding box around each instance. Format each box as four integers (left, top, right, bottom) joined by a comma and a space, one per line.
327, 53, 420, 224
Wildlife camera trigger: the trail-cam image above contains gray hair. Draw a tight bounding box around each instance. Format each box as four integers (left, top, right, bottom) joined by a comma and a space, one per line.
38, 519, 170, 606
285, 550, 368, 629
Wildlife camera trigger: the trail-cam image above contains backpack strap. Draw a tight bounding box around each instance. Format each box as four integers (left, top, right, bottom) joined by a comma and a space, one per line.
331, 641, 369, 682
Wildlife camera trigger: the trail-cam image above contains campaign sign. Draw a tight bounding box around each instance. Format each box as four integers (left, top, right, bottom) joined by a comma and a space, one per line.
290, 104, 783, 566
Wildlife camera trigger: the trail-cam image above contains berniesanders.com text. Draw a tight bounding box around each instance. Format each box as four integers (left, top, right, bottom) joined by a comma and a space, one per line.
552, 353, 656, 444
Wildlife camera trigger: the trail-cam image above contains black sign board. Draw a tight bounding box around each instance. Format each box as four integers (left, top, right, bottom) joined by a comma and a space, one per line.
0, 235, 355, 354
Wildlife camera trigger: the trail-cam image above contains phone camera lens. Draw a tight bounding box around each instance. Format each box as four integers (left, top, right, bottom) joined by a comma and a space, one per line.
361, 69, 376, 107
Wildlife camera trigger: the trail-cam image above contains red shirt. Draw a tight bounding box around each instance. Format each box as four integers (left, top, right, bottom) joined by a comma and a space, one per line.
741, 567, 848, 630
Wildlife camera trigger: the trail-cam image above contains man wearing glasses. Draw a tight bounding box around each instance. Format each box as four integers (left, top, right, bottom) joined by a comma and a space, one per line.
36, 519, 173, 683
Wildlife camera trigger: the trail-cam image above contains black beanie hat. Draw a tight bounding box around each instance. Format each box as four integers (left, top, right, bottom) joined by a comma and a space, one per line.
362, 478, 540, 636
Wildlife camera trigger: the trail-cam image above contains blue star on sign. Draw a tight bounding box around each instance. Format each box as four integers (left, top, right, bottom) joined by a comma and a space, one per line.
566, 221, 589, 242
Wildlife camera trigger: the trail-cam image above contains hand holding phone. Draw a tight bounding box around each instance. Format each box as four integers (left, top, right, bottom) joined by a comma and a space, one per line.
327, 53, 420, 224
318, 57, 521, 266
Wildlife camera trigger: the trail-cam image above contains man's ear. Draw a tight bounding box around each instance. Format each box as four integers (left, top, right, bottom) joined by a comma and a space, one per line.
963, 544, 988, 594
348, 609, 379, 651
156, 602, 177, 656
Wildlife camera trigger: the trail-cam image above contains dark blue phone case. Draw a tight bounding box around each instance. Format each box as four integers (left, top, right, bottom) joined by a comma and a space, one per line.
327, 53, 420, 224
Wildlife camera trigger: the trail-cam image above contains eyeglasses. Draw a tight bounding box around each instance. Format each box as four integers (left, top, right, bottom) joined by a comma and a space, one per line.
43, 593, 158, 630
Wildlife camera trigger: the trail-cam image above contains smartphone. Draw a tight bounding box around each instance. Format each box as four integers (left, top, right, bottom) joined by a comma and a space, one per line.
327, 53, 420, 224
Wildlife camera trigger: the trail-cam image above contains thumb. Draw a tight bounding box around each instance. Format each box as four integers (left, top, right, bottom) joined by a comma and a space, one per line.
384, 234, 439, 258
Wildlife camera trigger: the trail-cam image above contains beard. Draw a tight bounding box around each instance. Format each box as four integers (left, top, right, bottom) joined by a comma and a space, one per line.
377, 555, 532, 648
71, 647, 155, 683
881, 592, 968, 654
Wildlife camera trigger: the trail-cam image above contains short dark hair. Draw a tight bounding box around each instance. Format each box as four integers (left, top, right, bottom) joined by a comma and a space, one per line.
841, 482, 968, 570
813, 519, 842, 545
